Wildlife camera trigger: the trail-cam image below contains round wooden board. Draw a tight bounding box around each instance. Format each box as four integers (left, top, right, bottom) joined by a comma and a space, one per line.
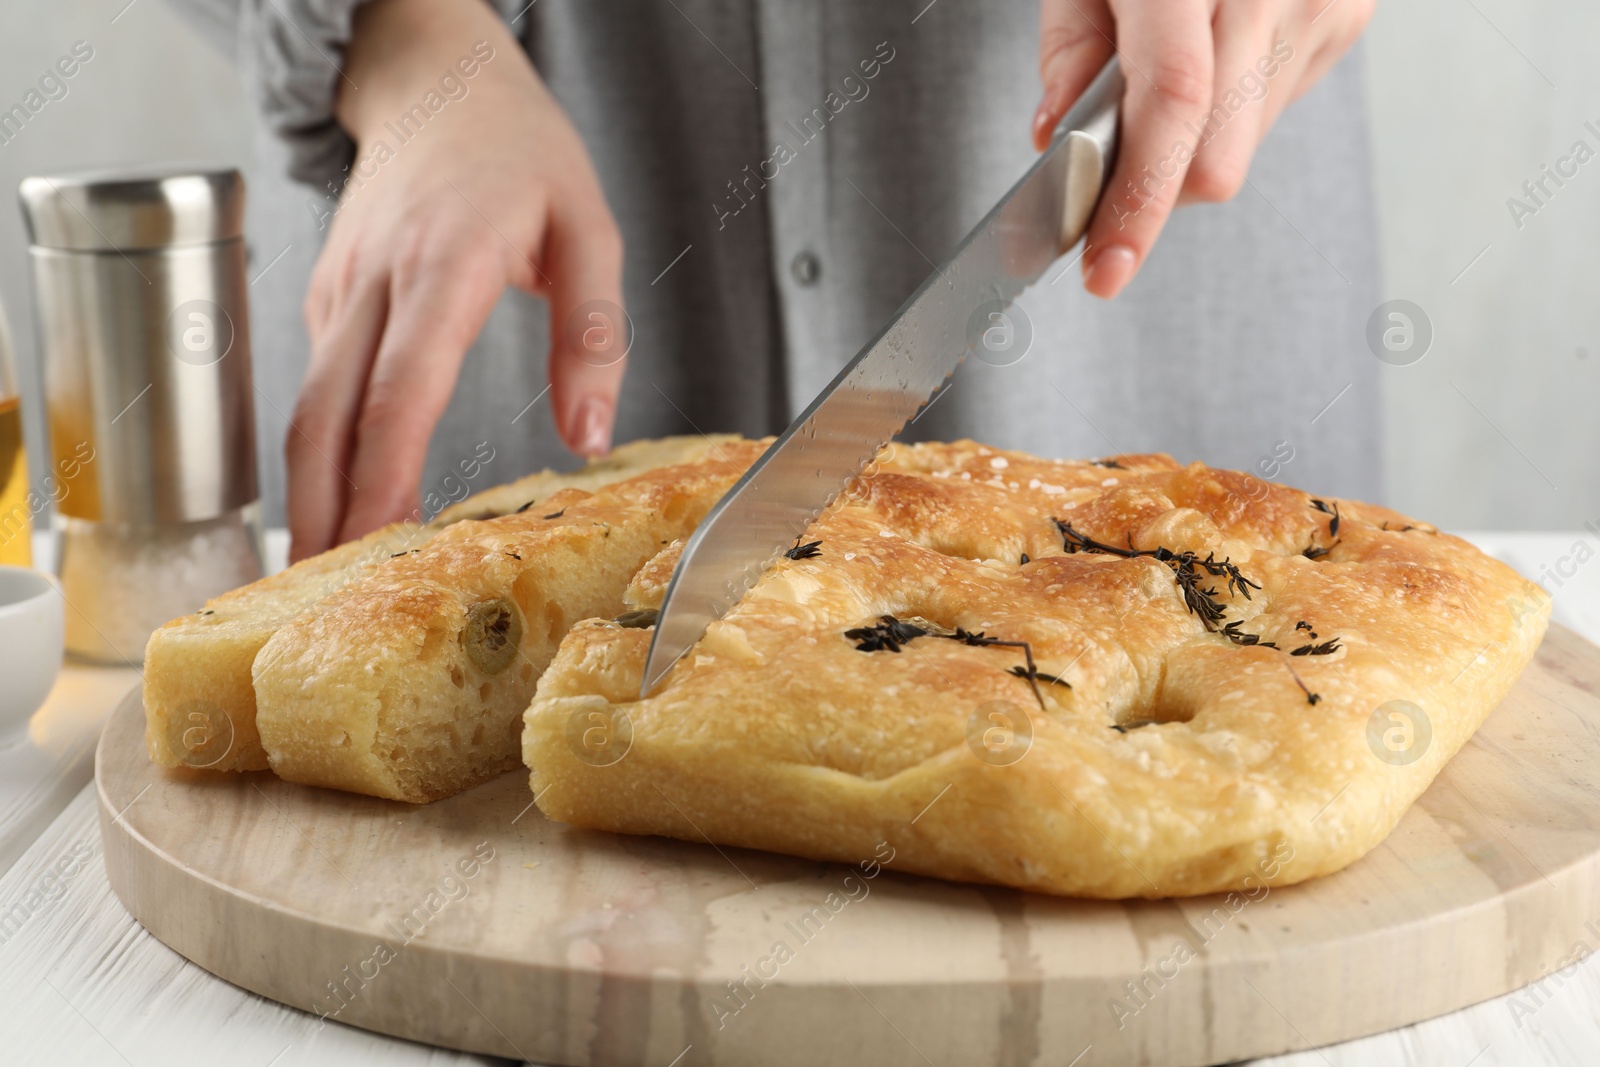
98, 625, 1600, 1067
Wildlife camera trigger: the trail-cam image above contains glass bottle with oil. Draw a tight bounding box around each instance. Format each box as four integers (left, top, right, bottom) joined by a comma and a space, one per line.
0, 300, 31, 567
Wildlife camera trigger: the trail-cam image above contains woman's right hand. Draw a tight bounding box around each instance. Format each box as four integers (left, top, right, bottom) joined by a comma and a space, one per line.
290, 0, 625, 561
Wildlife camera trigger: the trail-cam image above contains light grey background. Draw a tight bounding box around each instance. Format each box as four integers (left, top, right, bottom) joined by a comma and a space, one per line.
0, 0, 1593, 531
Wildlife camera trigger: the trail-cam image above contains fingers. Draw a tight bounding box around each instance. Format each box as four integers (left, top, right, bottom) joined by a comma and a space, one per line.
1080, 0, 1215, 299
1181, 2, 1275, 204
1293, 0, 1376, 102
544, 200, 626, 459
1034, 0, 1116, 151
1251, 35, 1299, 140
286, 273, 388, 561
333, 231, 507, 544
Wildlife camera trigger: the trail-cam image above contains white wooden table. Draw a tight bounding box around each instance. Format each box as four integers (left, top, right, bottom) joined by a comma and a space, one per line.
4, 530, 1599, 1067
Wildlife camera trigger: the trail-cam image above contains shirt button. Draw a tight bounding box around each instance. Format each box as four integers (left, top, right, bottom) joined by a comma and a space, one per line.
791, 250, 821, 285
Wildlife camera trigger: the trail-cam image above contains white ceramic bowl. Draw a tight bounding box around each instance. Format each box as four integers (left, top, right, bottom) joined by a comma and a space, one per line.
0, 566, 64, 729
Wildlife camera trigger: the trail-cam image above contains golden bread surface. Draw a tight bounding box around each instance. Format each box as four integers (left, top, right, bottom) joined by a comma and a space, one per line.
251, 437, 766, 802
525, 441, 1549, 898
143, 436, 742, 774
143, 523, 420, 772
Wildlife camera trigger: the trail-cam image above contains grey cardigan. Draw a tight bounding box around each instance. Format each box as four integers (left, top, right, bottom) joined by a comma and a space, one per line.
173, 0, 1382, 523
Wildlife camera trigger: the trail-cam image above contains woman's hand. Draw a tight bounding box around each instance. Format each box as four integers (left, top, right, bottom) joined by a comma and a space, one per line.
1032, 0, 1374, 299
289, 0, 624, 561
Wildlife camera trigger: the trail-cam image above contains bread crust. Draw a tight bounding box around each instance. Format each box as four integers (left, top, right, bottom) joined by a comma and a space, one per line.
250, 438, 767, 802
524, 441, 1549, 898
143, 436, 743, 774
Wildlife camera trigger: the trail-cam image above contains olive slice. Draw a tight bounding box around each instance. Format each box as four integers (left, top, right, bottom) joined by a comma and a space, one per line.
463, 598, 522, 675
613, 608, 658, 629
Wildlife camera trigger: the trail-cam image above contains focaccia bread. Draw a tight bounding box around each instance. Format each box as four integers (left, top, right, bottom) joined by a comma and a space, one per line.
524, 441, 1549, 899
143, 436, 734, 773
250, 437, 767, 803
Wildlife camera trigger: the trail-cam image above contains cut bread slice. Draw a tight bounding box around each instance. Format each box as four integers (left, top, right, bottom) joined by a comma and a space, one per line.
143, 522, 422, 772
142, 435, 735, 773
249, 438, 765, 803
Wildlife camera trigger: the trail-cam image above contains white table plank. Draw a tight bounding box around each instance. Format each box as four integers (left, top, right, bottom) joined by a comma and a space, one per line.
1, 530, 1596, 1066
1254, 949, 1600, 1066
0, 665, 138, 877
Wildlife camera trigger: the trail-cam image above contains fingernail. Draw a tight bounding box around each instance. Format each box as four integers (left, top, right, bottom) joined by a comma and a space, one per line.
1083, 244, 1138, 299
1031, 102, 1054, 151
1036, 90, 1062, 150
572, 395, 613, 457
1031, 84, 1066, 150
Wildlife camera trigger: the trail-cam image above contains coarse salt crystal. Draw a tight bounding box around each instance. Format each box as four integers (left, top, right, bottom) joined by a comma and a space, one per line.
60, 509, 263, 664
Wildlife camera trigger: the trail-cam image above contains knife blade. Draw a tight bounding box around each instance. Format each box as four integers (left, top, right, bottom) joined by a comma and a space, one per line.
642, 58, 1123, 695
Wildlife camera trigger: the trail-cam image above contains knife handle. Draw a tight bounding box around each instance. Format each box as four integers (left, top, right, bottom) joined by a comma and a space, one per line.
1053, 57, 1123, 255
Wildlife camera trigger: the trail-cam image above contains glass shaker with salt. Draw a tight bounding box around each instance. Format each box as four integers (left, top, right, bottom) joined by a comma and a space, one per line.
20, 167, 263, 664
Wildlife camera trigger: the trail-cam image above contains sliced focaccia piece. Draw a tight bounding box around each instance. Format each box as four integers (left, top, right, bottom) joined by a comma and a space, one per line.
250, 438, 766, 803
143, 522, 421, 772
523, 441, 1548, 899
143, 436, 735, 772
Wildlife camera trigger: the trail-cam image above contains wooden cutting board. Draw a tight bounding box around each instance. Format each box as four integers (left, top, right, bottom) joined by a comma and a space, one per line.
96, 625, 1600, 1067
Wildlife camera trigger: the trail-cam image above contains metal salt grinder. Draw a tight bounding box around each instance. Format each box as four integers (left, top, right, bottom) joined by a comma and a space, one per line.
19, 166, 263, 664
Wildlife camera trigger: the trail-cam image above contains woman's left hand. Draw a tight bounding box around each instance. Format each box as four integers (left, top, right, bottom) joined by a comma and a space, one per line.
1032, 0, 1375, 299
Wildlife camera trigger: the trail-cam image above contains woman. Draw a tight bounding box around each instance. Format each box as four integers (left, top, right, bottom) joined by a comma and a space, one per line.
178, 0, 1379, 561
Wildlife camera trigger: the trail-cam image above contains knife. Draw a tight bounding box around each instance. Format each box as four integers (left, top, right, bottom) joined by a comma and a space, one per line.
642, 58, 1124, 696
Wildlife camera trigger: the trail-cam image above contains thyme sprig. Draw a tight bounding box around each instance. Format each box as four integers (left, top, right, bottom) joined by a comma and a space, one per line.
843, 614, 1055, 709
1310, 498, 1341, 538
1221, 621, 1278, 649
1110, 719, 1157, 733
1014, 665, 1072, 689
1053, 521, 1260, 632
1286, 663, 1321, 705
843, 615, 928, 653
1284, 620, 1340, 657
1055, 521, 1344, 692
784, 537, 823, 560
